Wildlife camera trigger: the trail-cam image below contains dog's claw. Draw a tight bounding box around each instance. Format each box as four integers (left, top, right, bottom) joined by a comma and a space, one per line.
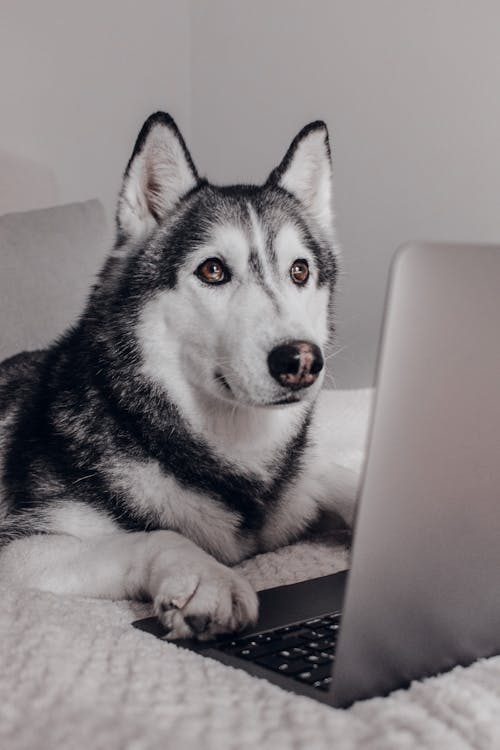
185, 614, 211, 634
153, 563, 258, 641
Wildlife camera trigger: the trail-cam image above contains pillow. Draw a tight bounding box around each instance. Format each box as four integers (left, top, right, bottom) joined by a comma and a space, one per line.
0, 200, 108, 360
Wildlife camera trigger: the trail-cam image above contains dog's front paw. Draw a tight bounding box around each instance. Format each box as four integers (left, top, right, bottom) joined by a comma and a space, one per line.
153, 562, 258, 640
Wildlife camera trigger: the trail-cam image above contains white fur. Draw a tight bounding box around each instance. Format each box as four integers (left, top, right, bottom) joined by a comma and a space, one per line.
117, 121, 197, 242
259, 390, 370, 549
278, 126, 334, 238
247, 203, 268, 267
106, 458, 253, 564
0, 529, 258, 639
47, 502, 118, 539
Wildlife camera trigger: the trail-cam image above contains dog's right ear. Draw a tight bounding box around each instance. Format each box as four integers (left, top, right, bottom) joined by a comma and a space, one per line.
116, 112, 199, 243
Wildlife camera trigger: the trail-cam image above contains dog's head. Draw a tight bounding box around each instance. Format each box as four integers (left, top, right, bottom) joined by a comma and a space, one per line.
109, 112, 338, 411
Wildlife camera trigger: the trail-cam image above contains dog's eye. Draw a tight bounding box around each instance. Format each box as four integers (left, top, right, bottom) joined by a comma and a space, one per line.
290, 259, 309, 285
196, 258, 230, 285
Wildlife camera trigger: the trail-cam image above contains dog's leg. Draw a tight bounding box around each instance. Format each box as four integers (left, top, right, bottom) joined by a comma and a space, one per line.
314, 463, 362, 527
308, 387, 374, 526
0, 530, 258, 639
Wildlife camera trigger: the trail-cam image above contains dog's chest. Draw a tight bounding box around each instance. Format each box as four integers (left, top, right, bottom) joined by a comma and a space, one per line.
107, 456, 316, 562
107, 457, 251, 562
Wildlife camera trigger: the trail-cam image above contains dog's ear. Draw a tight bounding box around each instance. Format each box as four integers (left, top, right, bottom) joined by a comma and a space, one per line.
267, 121, 333, 235
116, 112, 199, 243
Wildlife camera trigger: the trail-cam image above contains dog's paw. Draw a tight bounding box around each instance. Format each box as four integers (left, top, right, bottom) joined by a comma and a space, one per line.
153, 562, 258, 640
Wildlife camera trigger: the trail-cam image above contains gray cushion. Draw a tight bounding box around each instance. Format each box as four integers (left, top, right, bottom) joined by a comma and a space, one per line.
0, 200, 108, 360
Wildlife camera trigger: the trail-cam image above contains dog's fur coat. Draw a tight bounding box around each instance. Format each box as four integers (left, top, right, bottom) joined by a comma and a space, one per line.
0, 113, 357, 639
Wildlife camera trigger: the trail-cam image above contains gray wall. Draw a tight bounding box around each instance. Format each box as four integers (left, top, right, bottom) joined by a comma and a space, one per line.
0, 0, 191, 236
2, 1, 500, 386
190, 0, 500, 386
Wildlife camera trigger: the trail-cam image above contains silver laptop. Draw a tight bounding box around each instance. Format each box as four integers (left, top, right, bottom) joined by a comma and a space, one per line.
134, 242, 500, 708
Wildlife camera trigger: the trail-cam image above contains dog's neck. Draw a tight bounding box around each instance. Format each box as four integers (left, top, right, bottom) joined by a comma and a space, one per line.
178, 387, 313, 474
90, 331, 313, 479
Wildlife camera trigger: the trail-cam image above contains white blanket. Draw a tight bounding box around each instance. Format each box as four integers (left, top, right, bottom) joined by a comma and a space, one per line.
1, 389, 499, 750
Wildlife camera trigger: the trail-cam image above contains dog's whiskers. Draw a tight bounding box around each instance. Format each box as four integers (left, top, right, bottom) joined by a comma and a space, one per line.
323, 371, 338, 389
324, 345, 347, 362
71, 472, 99, 485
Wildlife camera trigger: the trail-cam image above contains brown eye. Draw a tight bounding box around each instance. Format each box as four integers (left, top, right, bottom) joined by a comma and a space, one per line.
290, 259, 309, 285
196, 258, 230, 285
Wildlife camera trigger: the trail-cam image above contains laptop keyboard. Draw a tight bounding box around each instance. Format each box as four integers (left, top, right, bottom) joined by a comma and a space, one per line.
217, 612, 341, 691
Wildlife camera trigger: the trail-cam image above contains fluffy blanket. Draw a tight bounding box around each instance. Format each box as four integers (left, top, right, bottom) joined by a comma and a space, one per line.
1, 389, 499, 749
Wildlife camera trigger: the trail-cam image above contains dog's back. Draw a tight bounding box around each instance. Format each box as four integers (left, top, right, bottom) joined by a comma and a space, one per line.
0, 351, 47, 409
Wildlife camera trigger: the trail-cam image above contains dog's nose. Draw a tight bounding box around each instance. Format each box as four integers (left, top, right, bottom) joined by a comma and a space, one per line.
267, 341, 324, 390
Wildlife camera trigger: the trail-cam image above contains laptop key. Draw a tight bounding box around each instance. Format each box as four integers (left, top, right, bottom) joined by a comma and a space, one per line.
283, 629, 312, 640
307, 629, 330, 639
236, 635, 272, 647
235, 643, 281, 659
277, 649, 302, 660
305, 654, 331, 666
319, 651, 334, 661
295, 670, 315, 682
325, 613, 342, 622
313, 676, 333, 691
271, 625, 302, 636
306, 638, 335, 650
305, 641, 322, 650
295, 664, 333, 684
326, 623, 340, 632
256, 656, 312, 675
269, 636, 309, 649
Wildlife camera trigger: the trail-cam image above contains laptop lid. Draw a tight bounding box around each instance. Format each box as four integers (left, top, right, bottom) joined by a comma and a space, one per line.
329, 243, 500, 708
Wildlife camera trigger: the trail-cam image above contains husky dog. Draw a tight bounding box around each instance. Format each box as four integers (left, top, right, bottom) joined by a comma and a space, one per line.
0, 113, 356, 639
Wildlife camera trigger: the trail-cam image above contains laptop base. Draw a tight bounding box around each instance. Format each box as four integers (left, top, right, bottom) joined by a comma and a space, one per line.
132, 570, 348, 703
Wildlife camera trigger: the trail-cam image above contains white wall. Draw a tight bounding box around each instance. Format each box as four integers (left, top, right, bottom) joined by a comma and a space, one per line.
190, 0, 500, 386
0, 0, 191, 237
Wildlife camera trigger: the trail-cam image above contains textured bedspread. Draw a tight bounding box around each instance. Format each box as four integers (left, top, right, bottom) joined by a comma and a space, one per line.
1, 539, 500, 750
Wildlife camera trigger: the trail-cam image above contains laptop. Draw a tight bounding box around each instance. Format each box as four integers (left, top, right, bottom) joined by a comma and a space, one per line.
133, 242, 500, 708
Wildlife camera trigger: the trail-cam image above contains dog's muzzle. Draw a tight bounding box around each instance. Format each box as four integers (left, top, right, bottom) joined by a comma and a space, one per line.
267, 341, 324, 390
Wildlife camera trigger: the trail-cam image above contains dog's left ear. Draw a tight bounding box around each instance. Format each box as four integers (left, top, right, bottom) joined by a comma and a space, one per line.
267, 121, 333, 236
116, 112, 199, 243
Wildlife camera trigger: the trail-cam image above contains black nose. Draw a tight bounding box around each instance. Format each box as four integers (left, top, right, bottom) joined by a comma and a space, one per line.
267, 341, 324, 390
